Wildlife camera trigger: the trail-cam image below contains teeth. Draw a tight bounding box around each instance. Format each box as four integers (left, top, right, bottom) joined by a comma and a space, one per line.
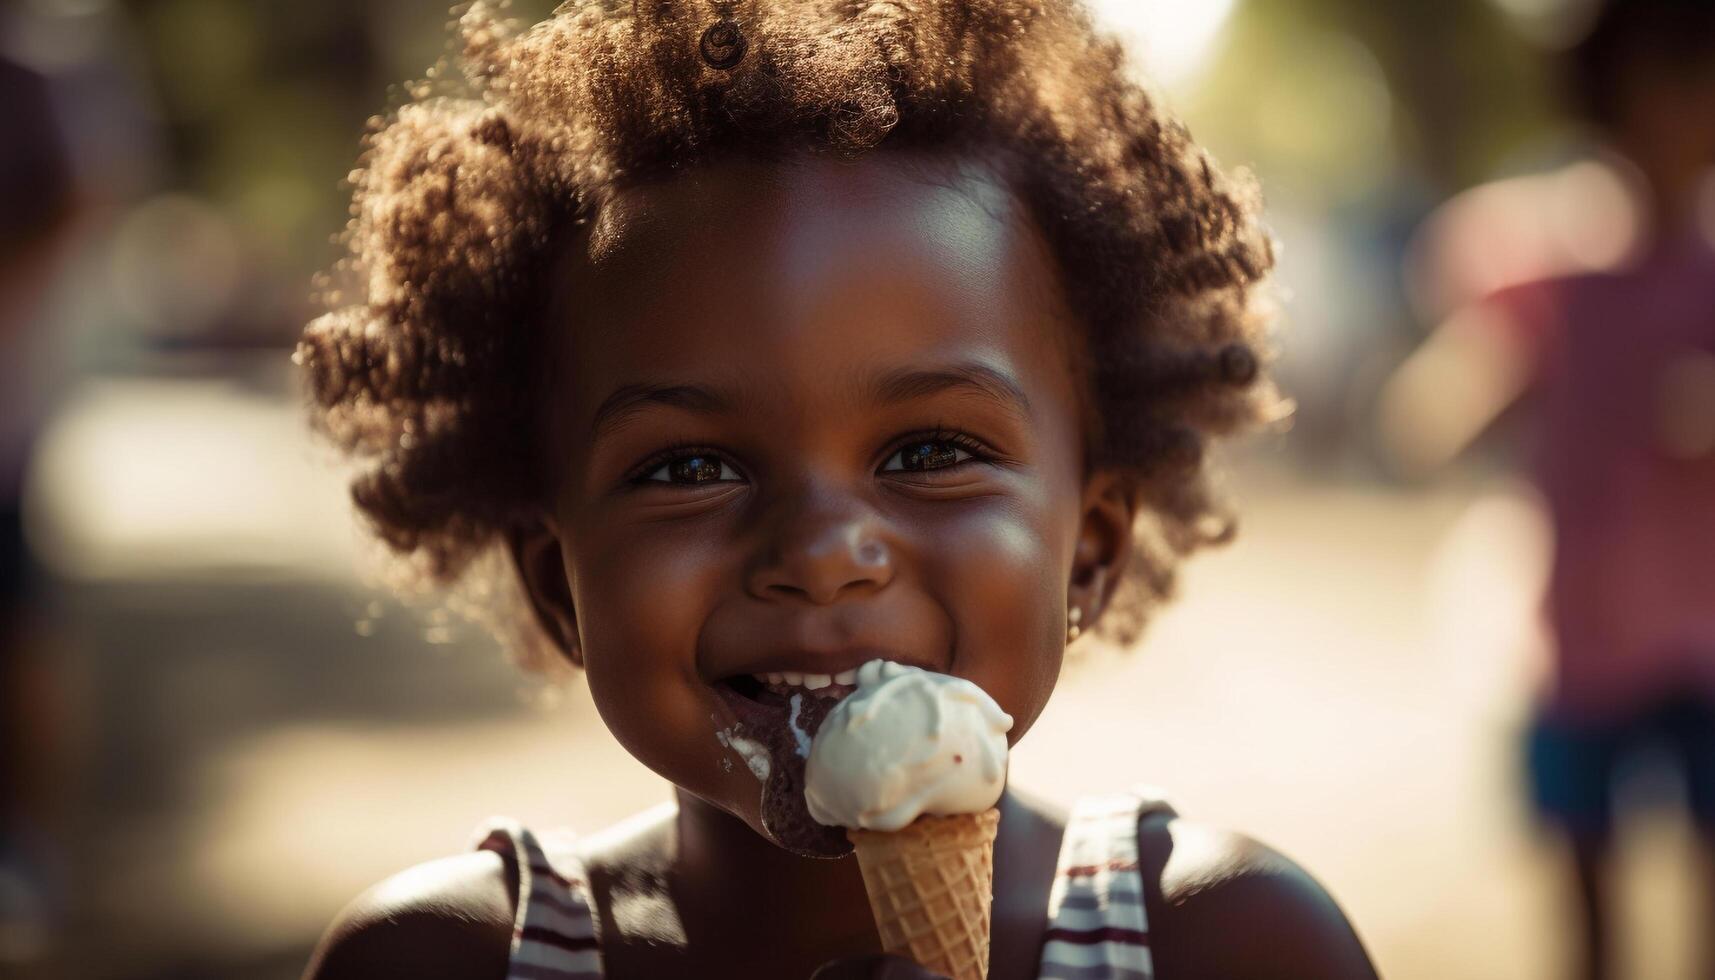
745, 670, 860, 693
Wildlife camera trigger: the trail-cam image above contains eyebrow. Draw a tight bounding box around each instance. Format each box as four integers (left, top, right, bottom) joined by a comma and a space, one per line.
589, 383, 734, 441
587, 361, 1033, 441
868, 362, 1034, 423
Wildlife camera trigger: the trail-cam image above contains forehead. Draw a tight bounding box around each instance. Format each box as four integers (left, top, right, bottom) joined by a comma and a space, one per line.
550, 151, 1077, 432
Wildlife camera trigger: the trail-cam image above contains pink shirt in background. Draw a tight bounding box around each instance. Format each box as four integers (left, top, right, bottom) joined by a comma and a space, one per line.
1494, 234, 1715, 721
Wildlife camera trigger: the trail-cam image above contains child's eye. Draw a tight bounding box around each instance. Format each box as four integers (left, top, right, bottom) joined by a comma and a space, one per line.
640, 452, 743, 485
880, 435, 982, 473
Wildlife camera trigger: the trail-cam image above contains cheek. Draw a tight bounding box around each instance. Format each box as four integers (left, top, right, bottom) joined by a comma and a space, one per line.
920, 497, 1070, 740
571, 527, 711, 665
566, 527, 742, 803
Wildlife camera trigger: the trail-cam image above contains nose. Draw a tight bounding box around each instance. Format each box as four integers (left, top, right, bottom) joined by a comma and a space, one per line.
745, 491, 894, 605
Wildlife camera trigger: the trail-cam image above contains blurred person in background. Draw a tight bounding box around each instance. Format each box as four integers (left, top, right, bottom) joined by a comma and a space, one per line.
0, 54, 78, 972
1379, 1, 1715, 977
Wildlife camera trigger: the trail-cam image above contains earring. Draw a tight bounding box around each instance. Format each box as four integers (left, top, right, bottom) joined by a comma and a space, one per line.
1066, 606, 1083, 643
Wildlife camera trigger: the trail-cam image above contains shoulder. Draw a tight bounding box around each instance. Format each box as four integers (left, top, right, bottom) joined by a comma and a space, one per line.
301, 849, 517, 980
1136, 813, 1378, 980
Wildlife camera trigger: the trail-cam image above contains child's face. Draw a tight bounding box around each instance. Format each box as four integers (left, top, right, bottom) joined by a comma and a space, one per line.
515, 151, 1132, 856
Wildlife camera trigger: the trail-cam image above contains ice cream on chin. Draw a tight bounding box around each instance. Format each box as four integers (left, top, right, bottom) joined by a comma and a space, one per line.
805, 659, 1014, 829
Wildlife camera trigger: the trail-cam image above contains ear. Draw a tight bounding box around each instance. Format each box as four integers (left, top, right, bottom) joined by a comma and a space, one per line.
506, 518, 583, 668
1068, 469, 1136, 629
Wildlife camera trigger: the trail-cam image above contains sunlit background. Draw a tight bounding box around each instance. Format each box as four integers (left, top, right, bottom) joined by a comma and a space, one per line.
3, 0, 1711, 977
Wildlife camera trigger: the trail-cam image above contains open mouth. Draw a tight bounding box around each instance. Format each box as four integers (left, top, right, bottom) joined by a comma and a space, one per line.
713, 673, 857, 858
721, 671, 859, 709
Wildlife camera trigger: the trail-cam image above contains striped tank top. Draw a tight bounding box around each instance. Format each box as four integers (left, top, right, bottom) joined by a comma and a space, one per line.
471, 789, 1170, 979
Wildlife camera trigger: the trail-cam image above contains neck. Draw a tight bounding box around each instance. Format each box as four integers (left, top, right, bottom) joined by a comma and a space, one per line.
672, 788, 879, 948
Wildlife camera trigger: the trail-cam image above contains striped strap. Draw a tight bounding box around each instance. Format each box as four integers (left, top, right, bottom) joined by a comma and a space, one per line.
471, 817, 605, 980
1038, 788, 1170, 980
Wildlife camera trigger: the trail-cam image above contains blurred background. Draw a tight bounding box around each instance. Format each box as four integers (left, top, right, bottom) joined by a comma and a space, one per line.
2, 0, 1712, 977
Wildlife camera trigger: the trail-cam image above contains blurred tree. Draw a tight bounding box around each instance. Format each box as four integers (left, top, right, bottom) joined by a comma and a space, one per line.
105, 0, 559, 344
1192, 0, 1561, 202
1320, 0, 1560, 188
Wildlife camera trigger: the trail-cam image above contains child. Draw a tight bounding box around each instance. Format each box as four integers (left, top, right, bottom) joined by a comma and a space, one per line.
1380, 2, 1715, 977
1, 56, 81, 971
297, 1, 1376, 977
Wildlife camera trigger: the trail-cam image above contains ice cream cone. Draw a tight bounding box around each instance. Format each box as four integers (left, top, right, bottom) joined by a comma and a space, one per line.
847, 807, 1000, 980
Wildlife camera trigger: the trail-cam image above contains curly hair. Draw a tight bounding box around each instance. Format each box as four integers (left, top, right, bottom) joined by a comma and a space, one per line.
296, 0, 1284, 672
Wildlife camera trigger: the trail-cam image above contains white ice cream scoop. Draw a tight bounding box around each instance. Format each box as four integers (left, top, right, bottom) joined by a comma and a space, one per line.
804, 659, 1014, 832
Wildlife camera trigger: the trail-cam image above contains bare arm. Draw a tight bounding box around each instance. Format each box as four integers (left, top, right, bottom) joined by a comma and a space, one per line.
1377, 303, 1535, 478
302, 852, 514, 980
1141, 817, 1379, 980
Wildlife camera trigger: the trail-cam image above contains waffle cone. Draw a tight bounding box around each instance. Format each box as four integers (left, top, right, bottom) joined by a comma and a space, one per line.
847, 808, 1000, 980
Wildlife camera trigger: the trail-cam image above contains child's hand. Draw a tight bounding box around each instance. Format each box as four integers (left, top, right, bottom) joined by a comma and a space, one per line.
809, 954, 950, 979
